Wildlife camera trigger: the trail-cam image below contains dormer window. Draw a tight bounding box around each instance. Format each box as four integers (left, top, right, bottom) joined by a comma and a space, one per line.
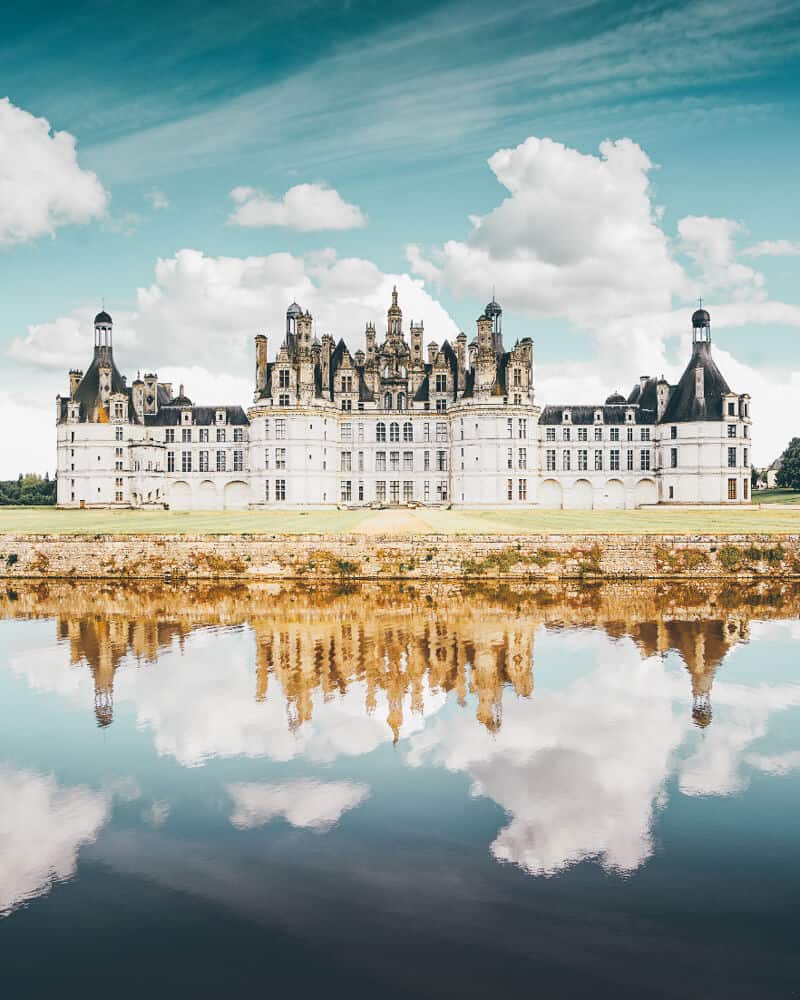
216, 410, 225, 424
341, 375, 353, 394
594, 410, 603, 423
182, 411, 191, 425
435, 374, 447, 393
625, 409, 634, 422
562, 409, 571, 423
512, 368, 521, 387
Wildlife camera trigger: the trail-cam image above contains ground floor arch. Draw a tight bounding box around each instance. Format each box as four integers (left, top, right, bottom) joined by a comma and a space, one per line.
567, 479, 593, 510
223, 480, 250, 510
197, 480, 218, 510
601, 478, 626, 509
168, 481, 192, 510
538, 478, 563, 509
635, 478, 658, 507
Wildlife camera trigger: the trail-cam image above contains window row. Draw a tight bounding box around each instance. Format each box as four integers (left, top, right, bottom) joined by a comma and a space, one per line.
544, 426, 651, 442
545, 449, 652, 472
165, 428, 245, 443
166, 450, 245, 473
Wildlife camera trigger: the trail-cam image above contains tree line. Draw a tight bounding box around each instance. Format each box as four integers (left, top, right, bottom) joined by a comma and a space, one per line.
0, 474, 57, 506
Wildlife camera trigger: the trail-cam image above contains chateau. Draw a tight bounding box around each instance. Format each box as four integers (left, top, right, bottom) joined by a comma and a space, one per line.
56, 293, 752, 509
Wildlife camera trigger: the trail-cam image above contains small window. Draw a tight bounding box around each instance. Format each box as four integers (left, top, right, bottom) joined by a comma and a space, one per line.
670, 426, 677, 439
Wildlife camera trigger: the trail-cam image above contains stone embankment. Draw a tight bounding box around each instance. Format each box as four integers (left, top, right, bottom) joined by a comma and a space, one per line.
2, 533, 800, 579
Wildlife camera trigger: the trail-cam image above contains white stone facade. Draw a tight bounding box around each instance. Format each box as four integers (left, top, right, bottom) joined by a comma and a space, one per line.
56, 300, 752, 510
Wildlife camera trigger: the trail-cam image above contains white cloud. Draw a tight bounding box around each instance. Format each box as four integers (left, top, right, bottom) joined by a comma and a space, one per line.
9, 248, 458, 379
0, 765, 109, 917
408, 136, 686, 324
742, 240, 800, 257
0, 97, 108, 245
229, 183, 366, 231
145, 189, 169, 210
228, 779, 369, 832
678, 216, 764, 300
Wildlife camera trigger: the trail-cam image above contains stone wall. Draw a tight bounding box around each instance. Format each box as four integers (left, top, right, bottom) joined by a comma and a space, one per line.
2, 533, 800, 579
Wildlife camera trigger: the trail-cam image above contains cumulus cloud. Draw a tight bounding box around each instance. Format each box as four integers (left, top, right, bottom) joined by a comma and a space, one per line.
408, 136, 686, 323
0, 765, 109, 916
229, 183, 366, 231
228, 779, 369, 832
742, 240, 800, 257
678, 216, 764, 300
10, 249, 458, 379
0, 97, 108, 245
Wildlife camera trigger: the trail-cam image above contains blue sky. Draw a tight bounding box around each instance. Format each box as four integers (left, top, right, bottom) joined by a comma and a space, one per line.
1, 0, 799, 473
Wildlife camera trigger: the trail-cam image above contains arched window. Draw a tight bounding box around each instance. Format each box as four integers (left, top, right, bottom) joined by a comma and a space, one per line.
397, 392, 406, 411
389, 422, 400, 442
398, 365, 407, 378
403, 422, 413, 442
384, 392, 392, 410
376, 422, 386, 442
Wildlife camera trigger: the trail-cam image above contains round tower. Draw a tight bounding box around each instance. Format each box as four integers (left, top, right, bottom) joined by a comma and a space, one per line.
94, 309, 113, 361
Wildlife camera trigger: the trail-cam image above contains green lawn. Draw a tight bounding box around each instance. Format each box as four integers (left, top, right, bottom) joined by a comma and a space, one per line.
1, 504, 799, 535
754, 488, 800, 505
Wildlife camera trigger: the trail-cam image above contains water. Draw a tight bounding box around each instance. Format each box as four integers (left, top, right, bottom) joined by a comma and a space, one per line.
1, 580, 798, 998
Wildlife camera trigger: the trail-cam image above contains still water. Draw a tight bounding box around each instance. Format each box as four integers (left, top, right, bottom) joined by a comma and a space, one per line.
0, 580, 798, 998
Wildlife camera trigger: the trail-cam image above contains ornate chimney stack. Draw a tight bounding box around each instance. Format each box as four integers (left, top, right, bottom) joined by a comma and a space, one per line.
657, 377, 670, 420
411, 321, 423, 363
255, 335, 268, 394
69, 369, 83, 397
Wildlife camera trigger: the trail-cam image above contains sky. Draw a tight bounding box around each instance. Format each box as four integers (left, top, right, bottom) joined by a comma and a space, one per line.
1, 0, 799, 475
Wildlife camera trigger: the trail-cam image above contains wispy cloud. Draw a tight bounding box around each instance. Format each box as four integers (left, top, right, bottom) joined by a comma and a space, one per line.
84, 0, 800, 183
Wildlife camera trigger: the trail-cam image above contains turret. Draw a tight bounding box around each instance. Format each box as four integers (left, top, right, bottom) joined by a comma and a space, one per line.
144, 373, 159, 415
297, 311, 313, 355
411, 321, 423, 363
365, 322, 377, 360
657, 377, 670, 420
427, 341, 439, 365
93, 309, 113, 362
321, 334, 334, 399
69, 369, 83, 397
132, 375, 145, 419
387, 286, 402, 339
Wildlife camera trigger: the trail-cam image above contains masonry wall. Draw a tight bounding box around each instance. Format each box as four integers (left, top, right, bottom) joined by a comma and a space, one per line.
1, 533, 800, 580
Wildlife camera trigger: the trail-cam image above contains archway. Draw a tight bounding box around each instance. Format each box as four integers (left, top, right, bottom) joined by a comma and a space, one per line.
169, 481, 192, 510
538, 479, 563, 509
635, 478, 658, 507
602, 478, 626, 509
197, 480, 217, 510
568, 479, 593, 510
224, 480, 250, 510
384, 392, 392, 410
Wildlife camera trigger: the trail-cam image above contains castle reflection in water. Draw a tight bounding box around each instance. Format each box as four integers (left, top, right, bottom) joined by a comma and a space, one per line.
5, 580, 797, 737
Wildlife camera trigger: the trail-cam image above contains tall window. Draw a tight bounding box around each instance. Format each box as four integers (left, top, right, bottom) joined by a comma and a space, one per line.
167, 451, 175, 472
578, 427, 588, 442
436, 422, 447, 442
390, 481, 400, 504
403, 481, 413, 502
390, 422, 400, 442
436, 450, 447, 471
513, 368, 522, 387
376, 452, 386, 471
518, 479, 527, 501
563, 450, 571, 471
279, 369, 290, 389
341, 423, 352, 441
341, 399, 352, 411
424, 451, 430, 471
390, 451, 400, 472
182, 428, 191, 442
435, 399, 447, 412
670, 426, 677, 439
216, 451, 226, 472
627, 427, 634, 442
341, 481, 352, 502
546, 449, 556, 471
403, 422, 413, 442
403, 451, 413, 471
610, 428, 620, 442
275, 419, 287, 440
115, 426, 124, 441
341, 452, 352, 472
384, 392, 392, 410
594, 427, 603, 441
563, 427, 571, 441
435, 374, 447, 393
217, 428, 226, 442
640, 450, 651, 471
577, 449, 587, 471
424, 423, 431, 442
641, 428, 650, 441
727, 424, 736, 438
594, 450, 603, 471
610, 449, 620, 471
181, 451, 192, 473
728, 447, 737, 468
376, 422, 386, 442
200, 428, 209, 443
627, 449, 634, 471
670, 448, 678, 468
166, 429, 175, 443
507, 418, 513, 439
518, 419, 527, 438
233, 450, 243, 472
276, 479, 286, 501
376, 481, 387, 502
341, 375, 353, 393
507, 448, 513, 470
276, 448, 286, 470
199, 451, 209, 472
278, 394, 289, 407
234, 427, 244, 442
507, 478, 513, 500
546, 427, 556, 441
727, 478, 737, 500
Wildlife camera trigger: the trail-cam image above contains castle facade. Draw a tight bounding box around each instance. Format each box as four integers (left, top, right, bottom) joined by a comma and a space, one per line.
56, 293, 752, 509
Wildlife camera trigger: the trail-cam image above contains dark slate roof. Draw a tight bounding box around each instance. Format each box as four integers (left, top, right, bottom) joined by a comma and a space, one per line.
660, 342, 732, 423
144, 405, 249, 426
540, 404, 655, 425
157, 384, 173, 406
69, 353, 142, 424
413, 374, 430, 402
94, 310, 112, 325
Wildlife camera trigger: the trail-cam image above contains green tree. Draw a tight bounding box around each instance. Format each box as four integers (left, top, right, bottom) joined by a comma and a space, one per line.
776, 438, 800, 490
